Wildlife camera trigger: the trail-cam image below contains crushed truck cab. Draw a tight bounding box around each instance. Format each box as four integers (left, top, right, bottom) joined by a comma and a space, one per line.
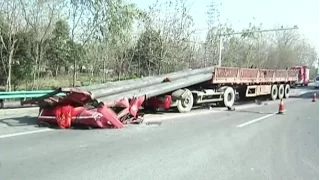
22, 88, 145, 129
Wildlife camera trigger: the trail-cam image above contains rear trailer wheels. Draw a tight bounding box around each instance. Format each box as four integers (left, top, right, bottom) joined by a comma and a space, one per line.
222, 87, 235, 107
284, 84, 290, 98
270, 84, 278, 100
176, 89, 194, 113
278, 84, 285, 99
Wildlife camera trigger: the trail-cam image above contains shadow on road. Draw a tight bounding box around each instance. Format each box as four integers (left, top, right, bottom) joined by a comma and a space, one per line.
290, 90, 319, 99
0, 116, 38, 127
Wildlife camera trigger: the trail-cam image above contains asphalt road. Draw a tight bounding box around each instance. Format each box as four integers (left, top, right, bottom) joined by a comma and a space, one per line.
0, 90, 319, 180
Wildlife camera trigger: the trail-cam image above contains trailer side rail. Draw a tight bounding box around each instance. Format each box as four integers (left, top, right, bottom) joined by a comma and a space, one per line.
212, 67, 298, 84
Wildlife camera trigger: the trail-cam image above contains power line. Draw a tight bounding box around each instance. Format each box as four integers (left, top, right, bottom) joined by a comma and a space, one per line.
219, 25, 299, 36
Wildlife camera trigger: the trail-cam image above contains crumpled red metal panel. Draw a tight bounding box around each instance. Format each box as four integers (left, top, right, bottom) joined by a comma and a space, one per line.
129, 96, 145, 118
55, 105, 74, 129
105, 96, 146, 124
97, 105, 124, 129
38, 106, 118, 129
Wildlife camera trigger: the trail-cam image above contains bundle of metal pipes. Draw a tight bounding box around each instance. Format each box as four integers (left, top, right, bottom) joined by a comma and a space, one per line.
84, 66, 215, 104
80, 66, 215, 99
97, 73, 213, 105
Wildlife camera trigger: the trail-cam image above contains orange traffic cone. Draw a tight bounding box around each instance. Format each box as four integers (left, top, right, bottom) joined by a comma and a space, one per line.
277, 99, 285, 114
312, 93, 317, 102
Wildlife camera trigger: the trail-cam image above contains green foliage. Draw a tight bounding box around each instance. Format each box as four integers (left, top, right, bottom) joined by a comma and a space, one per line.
12, 31, 34, 84
133, 28, 163, 75
0, 0, 318, 90
46, 20, 71, 76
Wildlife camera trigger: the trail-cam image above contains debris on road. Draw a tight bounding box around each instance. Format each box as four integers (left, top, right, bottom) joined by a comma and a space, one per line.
145, 121, 162, 126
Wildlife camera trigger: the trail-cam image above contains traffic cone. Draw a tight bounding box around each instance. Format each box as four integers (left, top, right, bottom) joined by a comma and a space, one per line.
277, 98, 285, 114
312, 93, 317, 102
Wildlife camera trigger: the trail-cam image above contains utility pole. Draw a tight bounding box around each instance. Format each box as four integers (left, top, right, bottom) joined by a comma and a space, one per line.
217, 25, 299, 67
318, 58, 320, 75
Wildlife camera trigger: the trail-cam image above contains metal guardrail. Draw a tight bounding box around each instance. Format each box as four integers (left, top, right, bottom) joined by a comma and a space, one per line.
0, 90, 65, 100
0, 90, 65, 109
0, 90, 53, 99
0, 90, 66, 109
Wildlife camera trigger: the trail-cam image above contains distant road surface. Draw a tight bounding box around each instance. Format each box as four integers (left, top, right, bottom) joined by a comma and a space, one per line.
0, 89, 319, 180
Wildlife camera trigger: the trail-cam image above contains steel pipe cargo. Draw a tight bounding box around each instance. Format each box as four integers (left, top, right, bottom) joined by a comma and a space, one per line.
89, 66, 215, 98
80, 68, 193, 91
98, 73, 213, 104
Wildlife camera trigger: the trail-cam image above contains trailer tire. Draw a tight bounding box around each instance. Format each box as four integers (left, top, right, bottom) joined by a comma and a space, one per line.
284, 84, 290, 98
177, 89, 194, 113
222, 87, 235, 107
278, 84, 285, 99
270, 84, 278, 100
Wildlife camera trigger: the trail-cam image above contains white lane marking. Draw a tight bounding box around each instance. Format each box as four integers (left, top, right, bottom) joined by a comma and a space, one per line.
302, 159, 318, 172
0, 129, 53, 139
236, 113, 277, 128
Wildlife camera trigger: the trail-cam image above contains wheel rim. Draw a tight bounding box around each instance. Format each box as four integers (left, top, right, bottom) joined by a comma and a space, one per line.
273, 88, 277, 96
182, 98, 190, 107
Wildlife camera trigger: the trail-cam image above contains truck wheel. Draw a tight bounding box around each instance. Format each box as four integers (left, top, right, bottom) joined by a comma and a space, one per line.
222, 87, 235, 107
270, 84, 278, 100
177, 89, 194, 113
278, 84, 285, 99
284, 84, 290, 98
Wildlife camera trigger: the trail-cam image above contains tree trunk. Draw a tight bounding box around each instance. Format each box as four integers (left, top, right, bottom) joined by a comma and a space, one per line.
31, 42, 39, 90
5, 48, 14, 91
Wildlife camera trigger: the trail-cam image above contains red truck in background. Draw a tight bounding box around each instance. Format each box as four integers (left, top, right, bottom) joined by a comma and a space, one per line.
291, 65, 309, 86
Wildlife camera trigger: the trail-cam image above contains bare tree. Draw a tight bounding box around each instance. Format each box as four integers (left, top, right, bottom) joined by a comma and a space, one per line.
19, 0, 62, 89
0, 0, 23, 91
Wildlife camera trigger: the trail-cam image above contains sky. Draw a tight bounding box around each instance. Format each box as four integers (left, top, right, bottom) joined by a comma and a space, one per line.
131, 0, 319, 51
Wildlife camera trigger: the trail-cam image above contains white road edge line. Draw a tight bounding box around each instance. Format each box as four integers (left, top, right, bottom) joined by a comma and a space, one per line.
236, 113, 277, 128
0, 129, 53, 139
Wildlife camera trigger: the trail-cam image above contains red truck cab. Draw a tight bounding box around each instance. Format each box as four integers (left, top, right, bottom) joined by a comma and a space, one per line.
291, 65, 309, 86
